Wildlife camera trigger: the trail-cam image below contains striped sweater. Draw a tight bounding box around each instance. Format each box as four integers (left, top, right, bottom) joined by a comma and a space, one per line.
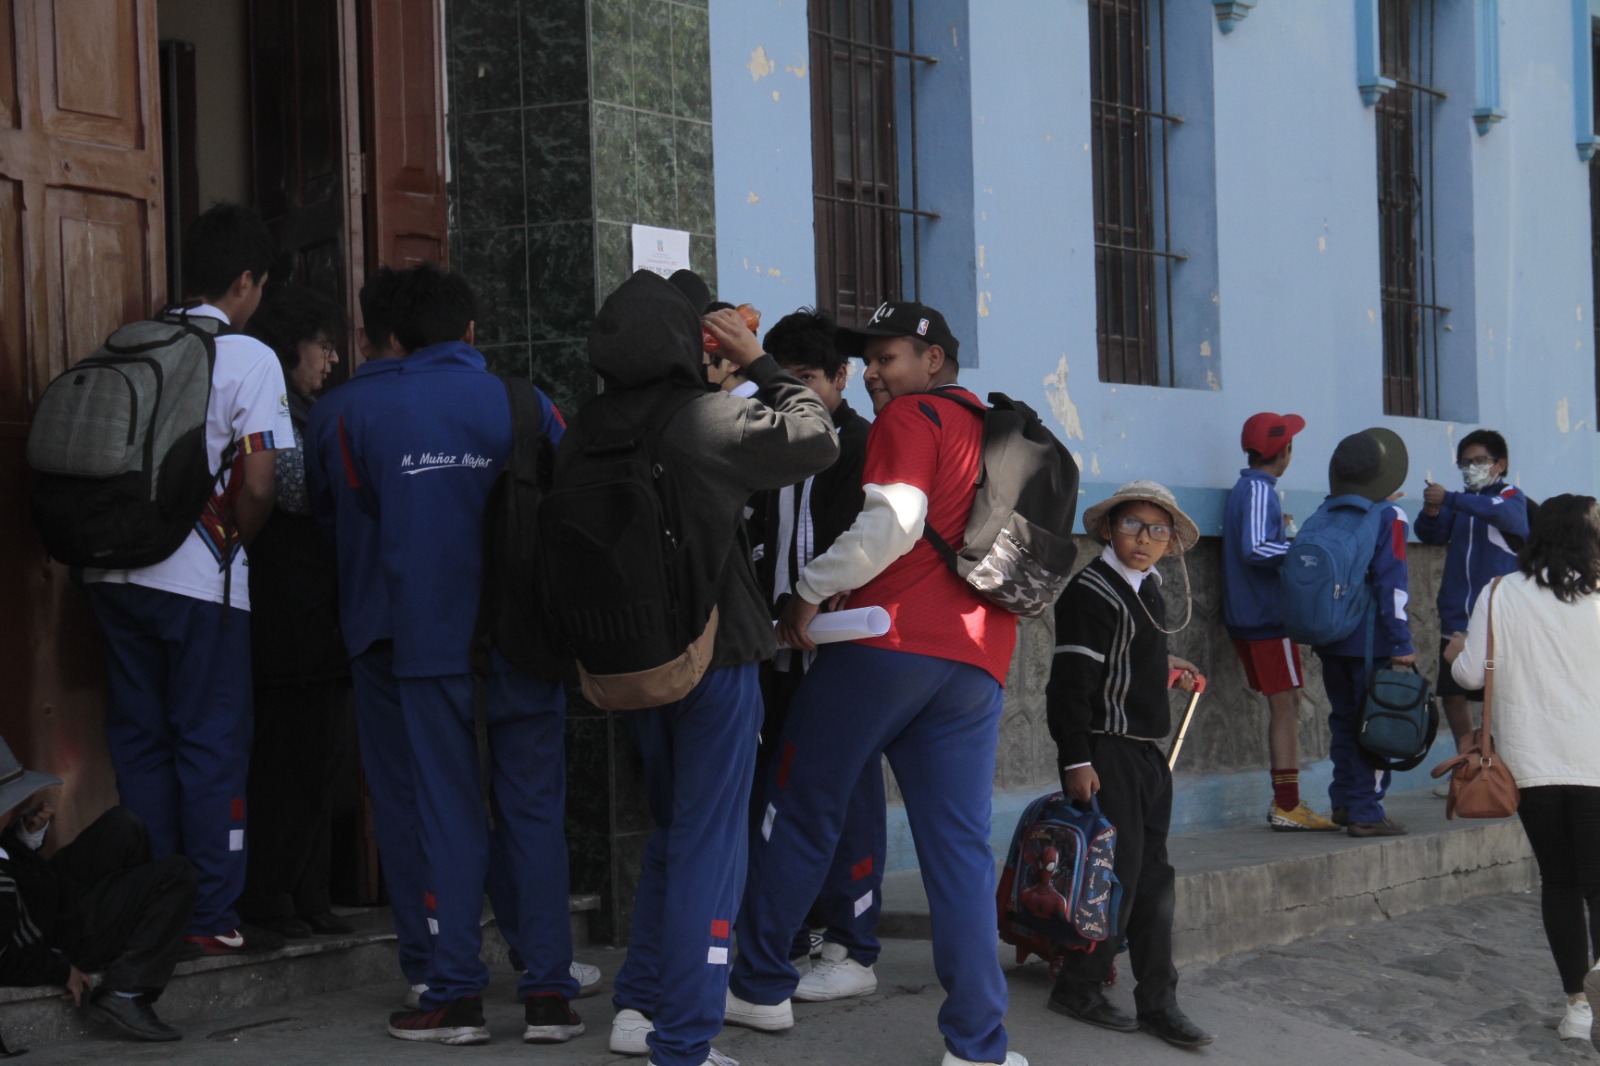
0, 844, 68, 987
1046, 556, 1173, 768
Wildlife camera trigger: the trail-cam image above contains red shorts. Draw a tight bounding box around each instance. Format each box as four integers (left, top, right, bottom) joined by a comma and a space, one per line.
1231, 638, 1303, 696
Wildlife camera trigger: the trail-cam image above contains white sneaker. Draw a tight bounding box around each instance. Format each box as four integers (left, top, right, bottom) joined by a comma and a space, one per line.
610, 1008, 654, 1055
1560, 997, 1593, 1040
1431, 780, 1451, 798
791, 953, 812, 977
572, 960, 602, 998
651, 1050, 738, 1066
939, 1051, 1028, 1066
1584, 966, 1600, 1051
793, 942, 877, 1002
402, 983, 427, 1010
724, 987, 794, 1031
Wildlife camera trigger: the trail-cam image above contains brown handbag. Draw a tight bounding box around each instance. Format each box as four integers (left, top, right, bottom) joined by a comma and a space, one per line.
1429, 577, 1520, 819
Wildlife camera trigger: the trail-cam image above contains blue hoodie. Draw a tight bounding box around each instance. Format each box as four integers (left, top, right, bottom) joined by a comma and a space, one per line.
305, 356, 406, 660
1413, 479, 1529, 633
1319, 502, 1414, 660
333, 341, 564, 678
1221, 467, 1292, 640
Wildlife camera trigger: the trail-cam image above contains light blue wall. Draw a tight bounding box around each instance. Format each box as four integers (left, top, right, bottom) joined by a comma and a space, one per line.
710, 0, 1600, 530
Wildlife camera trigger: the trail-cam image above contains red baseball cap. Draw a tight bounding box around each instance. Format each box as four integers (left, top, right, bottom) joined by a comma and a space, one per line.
1241, 412, 1305, 459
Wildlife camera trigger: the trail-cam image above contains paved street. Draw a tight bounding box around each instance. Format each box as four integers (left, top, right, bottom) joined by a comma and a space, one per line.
13, 890, 1592, 1066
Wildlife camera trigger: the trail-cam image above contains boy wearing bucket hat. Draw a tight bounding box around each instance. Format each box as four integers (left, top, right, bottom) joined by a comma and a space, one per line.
1045, 481, 1211, 1049
1315, 428, 1416, 837
728, 301, 1030, 1066
1222, 413, 1339, 832
0, 738, 196, 1041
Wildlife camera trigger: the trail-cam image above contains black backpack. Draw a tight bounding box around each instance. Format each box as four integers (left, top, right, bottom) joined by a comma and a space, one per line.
473, 376, 565, 682
921, 390, 1081, 617
537, 387, 716, 711
28, 312, 225, 569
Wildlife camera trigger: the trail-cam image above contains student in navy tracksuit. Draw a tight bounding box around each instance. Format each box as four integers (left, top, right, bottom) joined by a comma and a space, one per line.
729, 302, 1028, 1066
1415, 429, 1530, 753
304, 270, 427, 994
1221, 413, 1338, 832
1314, 428, 1416, 838
333, 264, 579, 1047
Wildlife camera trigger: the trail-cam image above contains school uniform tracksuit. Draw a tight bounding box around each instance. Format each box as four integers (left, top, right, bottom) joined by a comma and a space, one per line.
311, 342, 576, 1005
1313, 504, 1414, 825
1414, 479, 1529, 633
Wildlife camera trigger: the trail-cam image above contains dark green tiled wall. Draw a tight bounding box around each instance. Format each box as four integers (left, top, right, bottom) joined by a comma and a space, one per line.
444, 0, 715, 946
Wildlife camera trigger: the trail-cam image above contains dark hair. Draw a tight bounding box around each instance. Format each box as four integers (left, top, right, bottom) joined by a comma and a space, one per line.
765, 307, 843, 376
387, 263, 477, 353
1458, 429, 1508, 463
1246, 441, 1291, 469
358, 267, 405, 354
182, 203, 275, 301
245, 287, 345, 374
1518, 493, 1600, 604
705, 300, 736, 314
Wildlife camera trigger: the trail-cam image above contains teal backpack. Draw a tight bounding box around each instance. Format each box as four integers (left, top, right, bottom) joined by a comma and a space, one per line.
1280, 494, 1389, 646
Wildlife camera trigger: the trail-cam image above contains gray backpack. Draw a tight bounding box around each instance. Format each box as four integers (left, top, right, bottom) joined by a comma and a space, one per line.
28, 312, 224, 568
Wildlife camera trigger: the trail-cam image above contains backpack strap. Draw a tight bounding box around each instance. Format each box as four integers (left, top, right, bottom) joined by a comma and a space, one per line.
917, 387, 987, 566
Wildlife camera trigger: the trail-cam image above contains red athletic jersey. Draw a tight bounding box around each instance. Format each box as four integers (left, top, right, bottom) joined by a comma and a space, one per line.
847, 387, 1019, 684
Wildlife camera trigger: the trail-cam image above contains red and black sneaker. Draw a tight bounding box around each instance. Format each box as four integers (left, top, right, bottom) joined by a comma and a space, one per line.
522, 992, 585, 1044
387, 996, 490, 1045
182, 926, 286, 956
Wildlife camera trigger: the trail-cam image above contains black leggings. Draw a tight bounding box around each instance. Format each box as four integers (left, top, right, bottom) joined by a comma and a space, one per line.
1517, 785, 1600, 993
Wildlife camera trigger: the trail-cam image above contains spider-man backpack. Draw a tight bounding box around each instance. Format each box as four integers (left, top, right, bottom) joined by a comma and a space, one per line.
996, 792, 1122, 978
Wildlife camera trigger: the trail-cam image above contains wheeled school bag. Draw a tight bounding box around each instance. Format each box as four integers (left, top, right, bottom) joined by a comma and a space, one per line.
1279, 493, 1389, 646
473, 375, 565, 682
921, 390, 1080, 618
997, 791, 1122, 976
537, 387, 718, 711
28, 312, 225, 569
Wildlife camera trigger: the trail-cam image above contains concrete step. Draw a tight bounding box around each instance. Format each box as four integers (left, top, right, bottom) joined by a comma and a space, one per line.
0, 893, 601, 1053
879, 787, 1535, 966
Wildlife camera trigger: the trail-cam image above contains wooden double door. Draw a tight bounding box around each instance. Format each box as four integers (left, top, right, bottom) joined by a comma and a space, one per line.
0, 0, 449, 842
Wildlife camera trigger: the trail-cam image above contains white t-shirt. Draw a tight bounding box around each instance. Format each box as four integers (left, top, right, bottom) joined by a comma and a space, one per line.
84, 304, 293, 610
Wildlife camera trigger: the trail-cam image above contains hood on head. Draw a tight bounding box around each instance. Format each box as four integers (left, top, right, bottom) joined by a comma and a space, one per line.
588, 269, 709, 391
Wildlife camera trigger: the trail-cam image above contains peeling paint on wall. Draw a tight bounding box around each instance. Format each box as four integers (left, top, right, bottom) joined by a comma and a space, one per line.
748, 46, 776, 81
1043, 355, 1086, 440
1199, 341, 1212, 358
747, 191, 761, 204
1558, 398, 1572, 434
1090, 453, 1102, 477
978, 291, 992, 317
1368, 309, 1376, 323
772, 90, 781, 101
784, 62, 807, 78
1318, 234, 1327, 253
1206, 369, 1219, 391
978, 245, 986, 270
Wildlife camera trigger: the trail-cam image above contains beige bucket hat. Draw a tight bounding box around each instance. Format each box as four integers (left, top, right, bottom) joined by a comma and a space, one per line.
1081, 479, 1200, 551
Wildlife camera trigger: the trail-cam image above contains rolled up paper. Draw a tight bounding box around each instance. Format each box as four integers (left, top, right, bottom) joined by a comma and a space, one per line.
773, 605, 891, 649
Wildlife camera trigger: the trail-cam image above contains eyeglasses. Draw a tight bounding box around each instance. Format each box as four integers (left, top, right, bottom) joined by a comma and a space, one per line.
315, 341, 337, 359
1113, 516, 1173, 542
1456, 456, 1495, 470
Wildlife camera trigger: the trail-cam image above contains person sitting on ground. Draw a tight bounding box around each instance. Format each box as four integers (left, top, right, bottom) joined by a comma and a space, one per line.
1445, 494, 1600, 1045
1045, 481, 1212, 1049
0, 738, 196, 1042
1221, 412, 1338, 832
1417, 429, 1530, 757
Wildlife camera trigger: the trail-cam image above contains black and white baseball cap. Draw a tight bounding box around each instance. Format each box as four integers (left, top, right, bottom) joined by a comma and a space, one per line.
834, 301, 959, 364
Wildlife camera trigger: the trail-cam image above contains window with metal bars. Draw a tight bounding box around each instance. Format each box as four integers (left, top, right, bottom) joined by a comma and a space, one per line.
808, 0, 938, 329
1089, 0, 1183, 386
1376, 0, 1447, 418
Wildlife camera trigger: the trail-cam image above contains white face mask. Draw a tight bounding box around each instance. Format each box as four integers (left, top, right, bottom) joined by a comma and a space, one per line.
1462, 463, 1496, 491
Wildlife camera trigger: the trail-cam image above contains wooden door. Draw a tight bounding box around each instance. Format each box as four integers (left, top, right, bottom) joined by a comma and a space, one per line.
0, 0, 166, 839
362, 0, 447, 271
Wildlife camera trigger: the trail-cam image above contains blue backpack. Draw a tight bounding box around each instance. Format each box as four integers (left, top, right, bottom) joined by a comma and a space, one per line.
996, 792, 1122, 971
1280, 494, 1388, 646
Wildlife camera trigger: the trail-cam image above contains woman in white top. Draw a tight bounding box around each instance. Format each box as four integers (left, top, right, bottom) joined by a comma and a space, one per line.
1447, 493, 1600, 1044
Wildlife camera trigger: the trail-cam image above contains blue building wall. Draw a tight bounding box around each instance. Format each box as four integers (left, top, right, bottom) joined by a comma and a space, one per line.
707, 0, 1600, 864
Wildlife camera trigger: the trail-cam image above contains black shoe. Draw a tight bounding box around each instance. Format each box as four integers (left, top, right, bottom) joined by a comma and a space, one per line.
1347, 817, 1407, 838
302, 912, 356, 935
1138, 1006, 1213, 1048
523, 992, 585, 1043
252, 915, 314, 939
1331, 807, 1349, 827
387, 996, 490, 1045
89, 991, 181, 1042
1047, 982, 1138, 1032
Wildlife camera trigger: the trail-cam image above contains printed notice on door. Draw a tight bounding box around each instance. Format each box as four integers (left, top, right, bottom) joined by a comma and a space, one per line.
632, 225, 691, 278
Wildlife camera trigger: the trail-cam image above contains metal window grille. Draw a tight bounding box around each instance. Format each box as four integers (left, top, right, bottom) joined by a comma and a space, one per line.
809, 0, 938, 328
1377, 0, 1447, 418
1591, 18, 1600, 426
1089, 0, 1182, 386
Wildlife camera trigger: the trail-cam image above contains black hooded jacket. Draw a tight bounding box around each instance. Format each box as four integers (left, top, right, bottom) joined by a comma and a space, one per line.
559, 270, 838, 671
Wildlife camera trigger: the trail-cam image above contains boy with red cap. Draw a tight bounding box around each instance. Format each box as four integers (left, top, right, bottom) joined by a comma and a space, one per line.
1222, 413, 1338, 831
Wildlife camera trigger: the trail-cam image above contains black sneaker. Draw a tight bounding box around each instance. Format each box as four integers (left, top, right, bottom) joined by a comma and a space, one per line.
89, 990, 181, 1042
523, 992, 585, 1044
1347, 817, 1408, 838
1331, 807, 1349, 827
387, 996, 490, 1045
